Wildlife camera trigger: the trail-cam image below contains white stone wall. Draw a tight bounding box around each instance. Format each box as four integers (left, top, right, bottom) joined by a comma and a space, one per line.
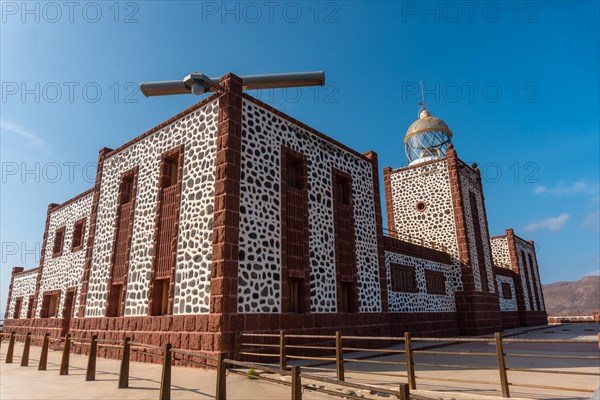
385, 251, 455, 312
85, 100, 219, 317
496, 275, 518, 311
238, 99, 381, 313
490, 236, 511, 269
388, 160, 463, 292
458, 166, 495, 293
37, 192, 93, 318
7, 270, 37, 318
515, 237, 544, 311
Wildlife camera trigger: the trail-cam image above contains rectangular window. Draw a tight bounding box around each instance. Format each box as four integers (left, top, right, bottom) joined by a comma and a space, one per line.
425, 270, 446, 295
282, 149, 308, 313
338, 282, 356, 313
41, 292, 60, 318
106, 284, 124, 317
13, 297, 23, 319
390, 264, 417, 292
71, 218, 86, 251
52, 226, 66, 257
501, 282, 512, 299
118, 174, 135, 205
26, 295, 34, 318
334, 175, 351, 205
288, 278, 300, 313
150, 149, 183, 316
284, 156, 304, 190
107, 169, 137, 317
161, 154, 180, 188
151, 279, 170, 316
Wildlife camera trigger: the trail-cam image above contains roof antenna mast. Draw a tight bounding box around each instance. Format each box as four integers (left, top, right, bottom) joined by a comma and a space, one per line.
418, 80, 428, 117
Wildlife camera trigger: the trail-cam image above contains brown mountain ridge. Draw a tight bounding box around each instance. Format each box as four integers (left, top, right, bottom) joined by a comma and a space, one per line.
542, 275, 600, 315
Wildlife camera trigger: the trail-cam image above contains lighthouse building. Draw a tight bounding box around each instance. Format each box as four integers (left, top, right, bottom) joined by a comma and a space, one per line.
4, 73, 547, 357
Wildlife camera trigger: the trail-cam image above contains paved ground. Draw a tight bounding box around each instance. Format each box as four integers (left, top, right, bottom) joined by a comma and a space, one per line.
1, 324, 599, 400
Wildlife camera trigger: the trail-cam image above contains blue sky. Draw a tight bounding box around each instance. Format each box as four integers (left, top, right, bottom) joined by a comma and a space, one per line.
1, 1, 598, 314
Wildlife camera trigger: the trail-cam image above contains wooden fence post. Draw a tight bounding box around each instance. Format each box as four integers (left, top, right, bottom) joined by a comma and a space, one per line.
234, 332, 241, 361
5, 332, 15, 363
279, 330, 287, 370
118, 336, 131, 388
495, 332, 510, 398
335, 331, 344, 381
216, 352, 226, 400
398, 383, 410, 400
404, 332, 416, 390
38, 333, 49, 370
20, 332, 31, 367
291, 365, 302, 400
59, 334, 71, 375
159, 343, 172, 400
86, 334, 98, 381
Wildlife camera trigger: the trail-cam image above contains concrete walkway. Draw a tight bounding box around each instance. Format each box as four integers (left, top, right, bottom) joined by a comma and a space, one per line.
1, 324, 599, 400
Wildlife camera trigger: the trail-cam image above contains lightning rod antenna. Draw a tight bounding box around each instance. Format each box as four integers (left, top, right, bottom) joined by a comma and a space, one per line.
418, 81, 428, 117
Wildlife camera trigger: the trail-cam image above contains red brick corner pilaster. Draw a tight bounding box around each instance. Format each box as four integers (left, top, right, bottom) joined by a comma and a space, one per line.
4, 266, 24, 319
505, 228, 520, 274
210, 73, 243, 354
471, 163, 495, 293
31, 203, 59, 317
445, 145, 473, 290
364, 151, 388, 313
382, 167, 396, 238
78, 147, 113, 317
505, 228, 528, 323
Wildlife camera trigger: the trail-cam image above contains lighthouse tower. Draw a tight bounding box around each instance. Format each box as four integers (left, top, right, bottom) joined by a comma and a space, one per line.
383, 107, 502, 335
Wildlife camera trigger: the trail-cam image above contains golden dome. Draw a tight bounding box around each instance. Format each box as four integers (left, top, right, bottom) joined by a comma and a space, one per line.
404, 110, 453, 143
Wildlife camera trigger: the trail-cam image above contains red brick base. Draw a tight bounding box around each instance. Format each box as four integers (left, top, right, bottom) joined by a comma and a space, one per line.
524, 311, 548, 326
500, 311, 521, 330
455, 291, 503, 335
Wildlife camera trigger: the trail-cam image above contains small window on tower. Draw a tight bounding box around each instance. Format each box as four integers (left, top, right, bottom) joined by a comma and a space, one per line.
52, 226, 66, 257
71, 218, 86, 251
